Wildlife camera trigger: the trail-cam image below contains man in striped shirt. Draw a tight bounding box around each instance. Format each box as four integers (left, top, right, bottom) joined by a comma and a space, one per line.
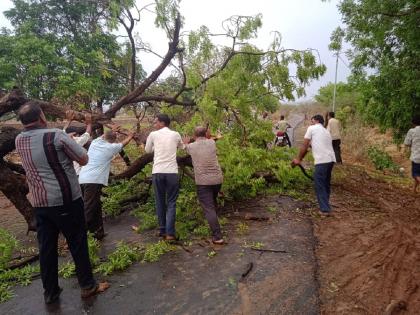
15, 101, 107, 304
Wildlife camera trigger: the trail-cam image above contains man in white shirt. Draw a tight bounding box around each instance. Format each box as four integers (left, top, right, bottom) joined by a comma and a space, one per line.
292, 114, 336, 214
327, 112, 342, 163
145, 114, 183, 241
79, 128, 134, 239
404, 115, 420, 193
63, 110, 92, 175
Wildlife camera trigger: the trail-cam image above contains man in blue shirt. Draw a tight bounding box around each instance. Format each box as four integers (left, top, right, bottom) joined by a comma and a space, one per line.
79, 128, 134, 239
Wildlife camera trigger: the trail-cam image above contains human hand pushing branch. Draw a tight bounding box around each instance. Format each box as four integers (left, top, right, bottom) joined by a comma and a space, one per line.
63, 110, 75, 131
182, 135, 191, 145
121, 131, 135, 147
84, 112, 93, 136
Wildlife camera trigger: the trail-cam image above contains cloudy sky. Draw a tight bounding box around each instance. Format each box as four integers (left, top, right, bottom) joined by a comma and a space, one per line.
0, 0, 350, 101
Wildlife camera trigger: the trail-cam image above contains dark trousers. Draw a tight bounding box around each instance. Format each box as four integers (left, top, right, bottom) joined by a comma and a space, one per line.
152, 173, 179, 236
314, 162, 334, 212
197, 184, 222, 240
81, 184, 104, 239
332, 139, 342, 163
35, 198, 95, 296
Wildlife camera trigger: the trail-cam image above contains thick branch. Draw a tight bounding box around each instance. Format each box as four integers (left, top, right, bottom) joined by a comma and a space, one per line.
0, 163, 36, 232
112, 154, 192, 181
0, 126, 21, 158
105, 14, 183, 118
131, 95, 195, 107
0, 88, 28, 118
118, 6, 136, 92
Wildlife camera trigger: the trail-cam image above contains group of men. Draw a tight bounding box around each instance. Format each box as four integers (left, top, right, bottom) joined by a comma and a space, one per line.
144, 114, 224, 244
14, 103, 225, 304
13, 99, 419, 305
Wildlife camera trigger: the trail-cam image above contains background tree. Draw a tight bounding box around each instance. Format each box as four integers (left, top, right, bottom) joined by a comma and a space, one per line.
315, 82, 358, 109
333, 0, 420, 138
1, 0, 141, 110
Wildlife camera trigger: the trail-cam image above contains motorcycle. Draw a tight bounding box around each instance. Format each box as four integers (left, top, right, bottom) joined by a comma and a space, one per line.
274, 127, 291, 147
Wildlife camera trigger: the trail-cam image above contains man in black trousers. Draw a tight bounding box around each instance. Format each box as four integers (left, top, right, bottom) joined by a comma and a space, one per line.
183, 126, 224, 244
15, 102, 108, 304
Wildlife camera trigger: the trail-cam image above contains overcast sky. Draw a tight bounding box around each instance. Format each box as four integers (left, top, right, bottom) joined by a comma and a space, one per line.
0, 0, 350, 101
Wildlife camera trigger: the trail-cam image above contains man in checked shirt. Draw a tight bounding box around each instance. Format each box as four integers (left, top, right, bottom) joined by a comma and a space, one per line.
15, 101, 108, 304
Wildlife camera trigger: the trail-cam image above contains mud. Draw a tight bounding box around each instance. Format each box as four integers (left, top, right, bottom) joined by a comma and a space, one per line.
0, 195, 319, 315
315, 165, 420, 314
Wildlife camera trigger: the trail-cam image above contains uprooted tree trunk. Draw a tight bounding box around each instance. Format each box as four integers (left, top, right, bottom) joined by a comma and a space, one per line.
0, 126, 36, 231
0, 15, 185, 231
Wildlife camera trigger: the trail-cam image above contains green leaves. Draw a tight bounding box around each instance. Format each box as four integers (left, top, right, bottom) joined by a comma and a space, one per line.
1, 0, 136, 105
0, 228, 18, 270
336, 0, 420, 139
95, 242, 141, 275
329, 27, 345, 53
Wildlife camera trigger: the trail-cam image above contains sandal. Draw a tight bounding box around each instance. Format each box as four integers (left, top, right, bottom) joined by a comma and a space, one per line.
212, 239, 225, 245
165, 235, 176, 241
81, 282, 110, 299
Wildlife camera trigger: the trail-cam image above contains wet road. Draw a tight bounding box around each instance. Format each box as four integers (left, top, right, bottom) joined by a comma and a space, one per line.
1, 186, 318, 315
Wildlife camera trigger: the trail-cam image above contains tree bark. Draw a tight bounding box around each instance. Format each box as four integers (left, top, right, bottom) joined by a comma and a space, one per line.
0, 162, 36, 232
0, 126, 36, 231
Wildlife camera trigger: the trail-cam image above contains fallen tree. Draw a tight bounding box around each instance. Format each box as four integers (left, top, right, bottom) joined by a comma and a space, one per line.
0, 4, 325, 231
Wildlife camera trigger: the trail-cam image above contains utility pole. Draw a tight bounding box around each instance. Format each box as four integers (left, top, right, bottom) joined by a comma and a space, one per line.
332, 52, 339, 113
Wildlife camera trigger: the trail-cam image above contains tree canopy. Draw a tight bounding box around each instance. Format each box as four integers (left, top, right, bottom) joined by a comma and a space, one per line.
334, 0, 420, 138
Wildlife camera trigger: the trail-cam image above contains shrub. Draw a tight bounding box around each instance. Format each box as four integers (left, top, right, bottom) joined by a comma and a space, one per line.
367, 146, 398, 171
0, 228, 18, 270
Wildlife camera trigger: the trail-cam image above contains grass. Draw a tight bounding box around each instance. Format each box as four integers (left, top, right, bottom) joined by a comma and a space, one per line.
95, 242, 141, 275
236, 222, 249, 235
142, 240, 175, 263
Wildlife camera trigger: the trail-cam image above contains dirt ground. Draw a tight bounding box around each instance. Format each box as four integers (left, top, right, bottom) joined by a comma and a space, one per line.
316, 165, 420, 315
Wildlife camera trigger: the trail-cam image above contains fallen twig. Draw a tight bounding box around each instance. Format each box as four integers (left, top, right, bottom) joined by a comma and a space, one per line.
250, 248, 287, 253
8, 254, 40, 270
180, 244, 193, 253
240, 262, 254, 280
228, 213, 270, 221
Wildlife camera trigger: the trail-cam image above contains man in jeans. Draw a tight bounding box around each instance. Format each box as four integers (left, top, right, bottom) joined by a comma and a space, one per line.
145, 114, 183, 241
15, 102, 107, 304
292, 114, 336, 215
183, 126, 224, 244
78, 128, 134, 239
327, 112, 342, 163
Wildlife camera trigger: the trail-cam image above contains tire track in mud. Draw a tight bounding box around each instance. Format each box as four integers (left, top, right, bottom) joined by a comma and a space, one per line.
315, 166, 420, 314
